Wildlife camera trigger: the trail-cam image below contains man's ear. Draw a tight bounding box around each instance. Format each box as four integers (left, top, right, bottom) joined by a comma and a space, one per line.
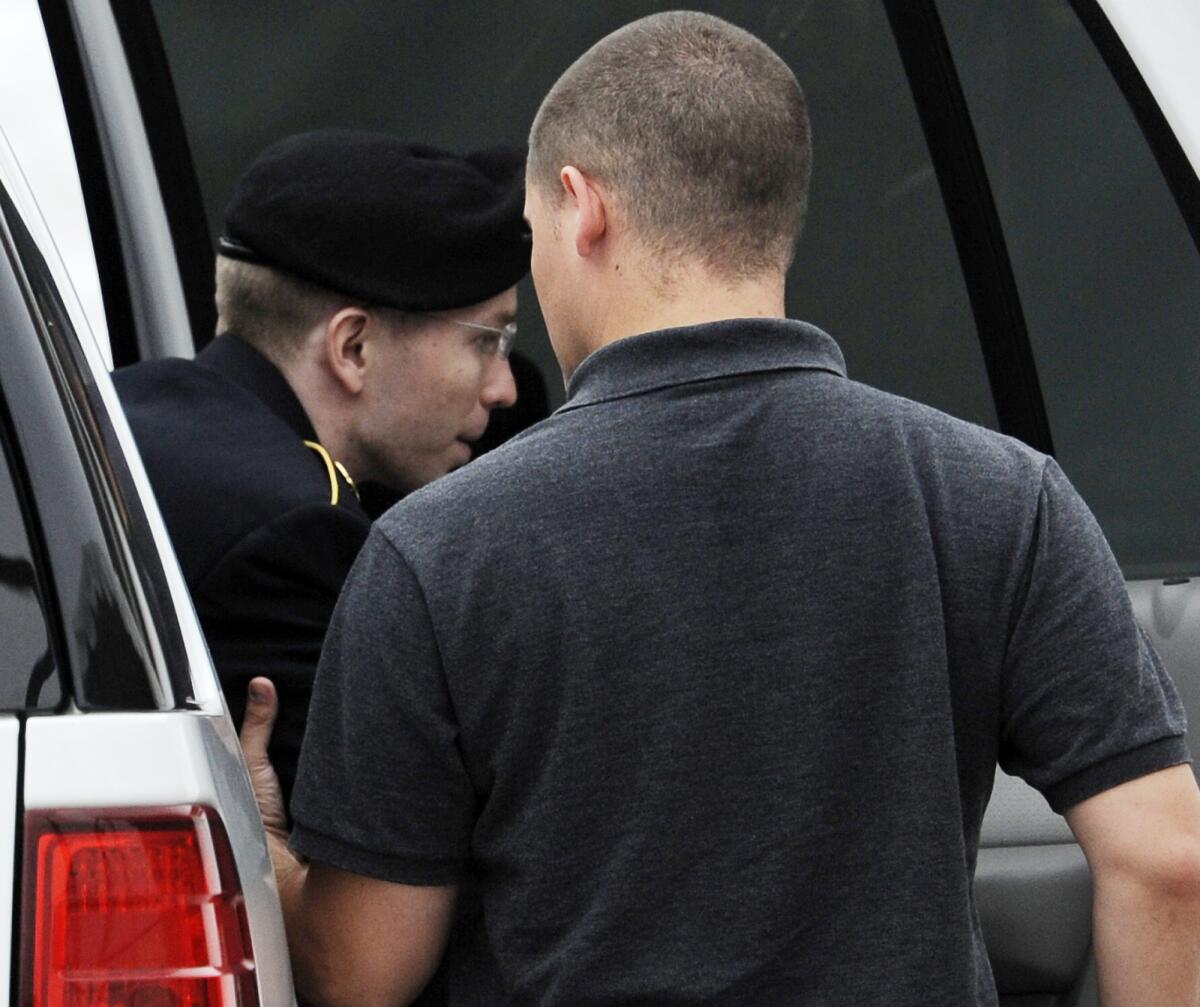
323, 306, 371, 395
561, 166, 607, 258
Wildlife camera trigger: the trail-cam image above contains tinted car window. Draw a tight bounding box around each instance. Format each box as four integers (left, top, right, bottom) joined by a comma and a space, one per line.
152, 1, 997, 428
939, 0, 1200, 576
0, 416, 58, 710
0, 185, 190, 710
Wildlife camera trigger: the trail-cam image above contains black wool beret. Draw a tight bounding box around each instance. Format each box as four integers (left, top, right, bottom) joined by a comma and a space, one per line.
220, 130, 530, 311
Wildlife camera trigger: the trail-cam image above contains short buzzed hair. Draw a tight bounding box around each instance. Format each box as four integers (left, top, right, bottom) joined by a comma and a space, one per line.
214, 255, 356, 360
529, 11, 811, 281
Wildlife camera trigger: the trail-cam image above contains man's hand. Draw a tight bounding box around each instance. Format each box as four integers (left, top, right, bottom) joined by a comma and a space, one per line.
239, 678, 310, 993
239, 676, 289, 839
237, 678, 457, 1007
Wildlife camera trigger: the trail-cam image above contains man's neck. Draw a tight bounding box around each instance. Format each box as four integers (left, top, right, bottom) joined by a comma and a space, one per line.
274, 352, 363, 477
585, 266, 787, 360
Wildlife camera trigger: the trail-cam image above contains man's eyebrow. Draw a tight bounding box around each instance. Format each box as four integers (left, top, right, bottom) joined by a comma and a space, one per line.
484, 308, 517, 326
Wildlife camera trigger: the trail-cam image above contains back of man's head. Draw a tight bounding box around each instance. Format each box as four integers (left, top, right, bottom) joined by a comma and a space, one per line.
528, 11, 811, 282
214, 256, 349, 362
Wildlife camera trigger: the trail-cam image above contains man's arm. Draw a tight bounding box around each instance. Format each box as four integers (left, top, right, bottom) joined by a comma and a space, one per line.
241, 677, 456, 1007
200, 503, 370, 806
1065, 764, 1200, 1007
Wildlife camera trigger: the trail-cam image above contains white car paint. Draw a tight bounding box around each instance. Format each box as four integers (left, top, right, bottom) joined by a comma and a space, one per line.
1, 6, 292, 1002
0, 716, 17, 1003
0, 0, 109, 365
1097, 0, 1200, 180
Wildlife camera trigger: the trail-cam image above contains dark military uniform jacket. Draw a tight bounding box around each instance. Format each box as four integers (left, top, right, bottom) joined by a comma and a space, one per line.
114, 334, 369, 804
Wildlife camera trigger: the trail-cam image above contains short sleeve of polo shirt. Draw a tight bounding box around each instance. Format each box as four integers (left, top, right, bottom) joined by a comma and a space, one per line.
999, 459, 1189, 813
289, 525, 474, 885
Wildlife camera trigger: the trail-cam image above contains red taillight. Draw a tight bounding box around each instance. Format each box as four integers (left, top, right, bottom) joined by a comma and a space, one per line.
22, 807, 258, 1007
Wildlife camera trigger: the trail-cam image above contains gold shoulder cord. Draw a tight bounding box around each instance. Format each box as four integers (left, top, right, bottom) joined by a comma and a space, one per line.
303, 440, 359, 505
334, 460, 358, 498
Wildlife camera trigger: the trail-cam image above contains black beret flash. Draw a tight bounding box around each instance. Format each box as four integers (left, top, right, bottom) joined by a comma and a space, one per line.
220, 130, 530, 311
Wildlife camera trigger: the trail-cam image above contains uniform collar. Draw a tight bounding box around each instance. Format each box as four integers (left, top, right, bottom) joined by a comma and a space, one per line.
197, 333, 319, 440
559, 317, 847, 413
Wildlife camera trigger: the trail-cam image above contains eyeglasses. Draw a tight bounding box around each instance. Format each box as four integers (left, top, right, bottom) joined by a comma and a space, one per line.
406, 312, 517, 359
445, 318, 518, 359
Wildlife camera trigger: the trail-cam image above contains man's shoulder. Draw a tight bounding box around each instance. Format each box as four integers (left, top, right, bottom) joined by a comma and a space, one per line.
372, 418, 564, 556
115, 355, 263, 441
380, 369, 1051, 570
114, 353, 237, 409
114, 356, 364, 582
116, 356, 328, 493
397, 415, 565, 500
833, 375, 1048, 484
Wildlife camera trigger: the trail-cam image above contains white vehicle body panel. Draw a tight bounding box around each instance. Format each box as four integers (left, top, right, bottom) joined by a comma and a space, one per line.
0, 716, 17, 1002
0, 0, 109, 364
1, 7, 290, 1000
1098, 0, 1200, 180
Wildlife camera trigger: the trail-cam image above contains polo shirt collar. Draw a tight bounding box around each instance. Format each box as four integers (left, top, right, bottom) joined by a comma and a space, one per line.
559, 318, 847, 412
197, 332, 319, 440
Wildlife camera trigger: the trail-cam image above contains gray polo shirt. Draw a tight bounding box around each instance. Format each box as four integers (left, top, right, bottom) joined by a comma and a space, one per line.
292, 318, 1187, 1006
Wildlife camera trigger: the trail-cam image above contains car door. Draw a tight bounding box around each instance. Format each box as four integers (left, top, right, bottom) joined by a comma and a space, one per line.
0, 167, 295, 1005
0, 356, 61, 1004
1, 3, 294, 1002
933, 5, 1200, 1002
95, 1, 1200, 1004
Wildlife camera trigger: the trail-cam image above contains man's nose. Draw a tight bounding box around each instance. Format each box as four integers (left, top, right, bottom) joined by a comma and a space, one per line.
482, 355, 518, 410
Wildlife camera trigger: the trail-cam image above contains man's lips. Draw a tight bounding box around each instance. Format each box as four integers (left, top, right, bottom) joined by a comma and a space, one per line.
458, 426, 488, 445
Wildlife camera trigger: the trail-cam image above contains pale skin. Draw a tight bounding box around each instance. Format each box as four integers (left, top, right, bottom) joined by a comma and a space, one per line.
241, 678, 455, 1007
240, 164, 1200, 1005
522, 165, 788, 382
1065, 764, 1200, 1006
275, 288, 518, 493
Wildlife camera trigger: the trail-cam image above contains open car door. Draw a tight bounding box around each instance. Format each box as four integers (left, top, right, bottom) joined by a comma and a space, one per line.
1, 3, 294, 1003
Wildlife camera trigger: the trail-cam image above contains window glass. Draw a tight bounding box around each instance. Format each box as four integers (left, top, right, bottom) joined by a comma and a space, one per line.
1, 183, 186, 710
938, 1, 1200, 576
0, 421, 58, 710
151, 1, 996, 428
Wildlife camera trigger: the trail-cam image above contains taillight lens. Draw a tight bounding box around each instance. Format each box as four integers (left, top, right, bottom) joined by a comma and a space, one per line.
22, 807, 258, 1007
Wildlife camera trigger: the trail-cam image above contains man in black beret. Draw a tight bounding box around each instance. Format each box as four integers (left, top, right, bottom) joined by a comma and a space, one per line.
115, 129, 531, 806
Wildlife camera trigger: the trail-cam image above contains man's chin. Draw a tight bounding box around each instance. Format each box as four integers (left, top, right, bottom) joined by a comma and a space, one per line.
384, 442, 473, 492
437, 438, 472, 475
